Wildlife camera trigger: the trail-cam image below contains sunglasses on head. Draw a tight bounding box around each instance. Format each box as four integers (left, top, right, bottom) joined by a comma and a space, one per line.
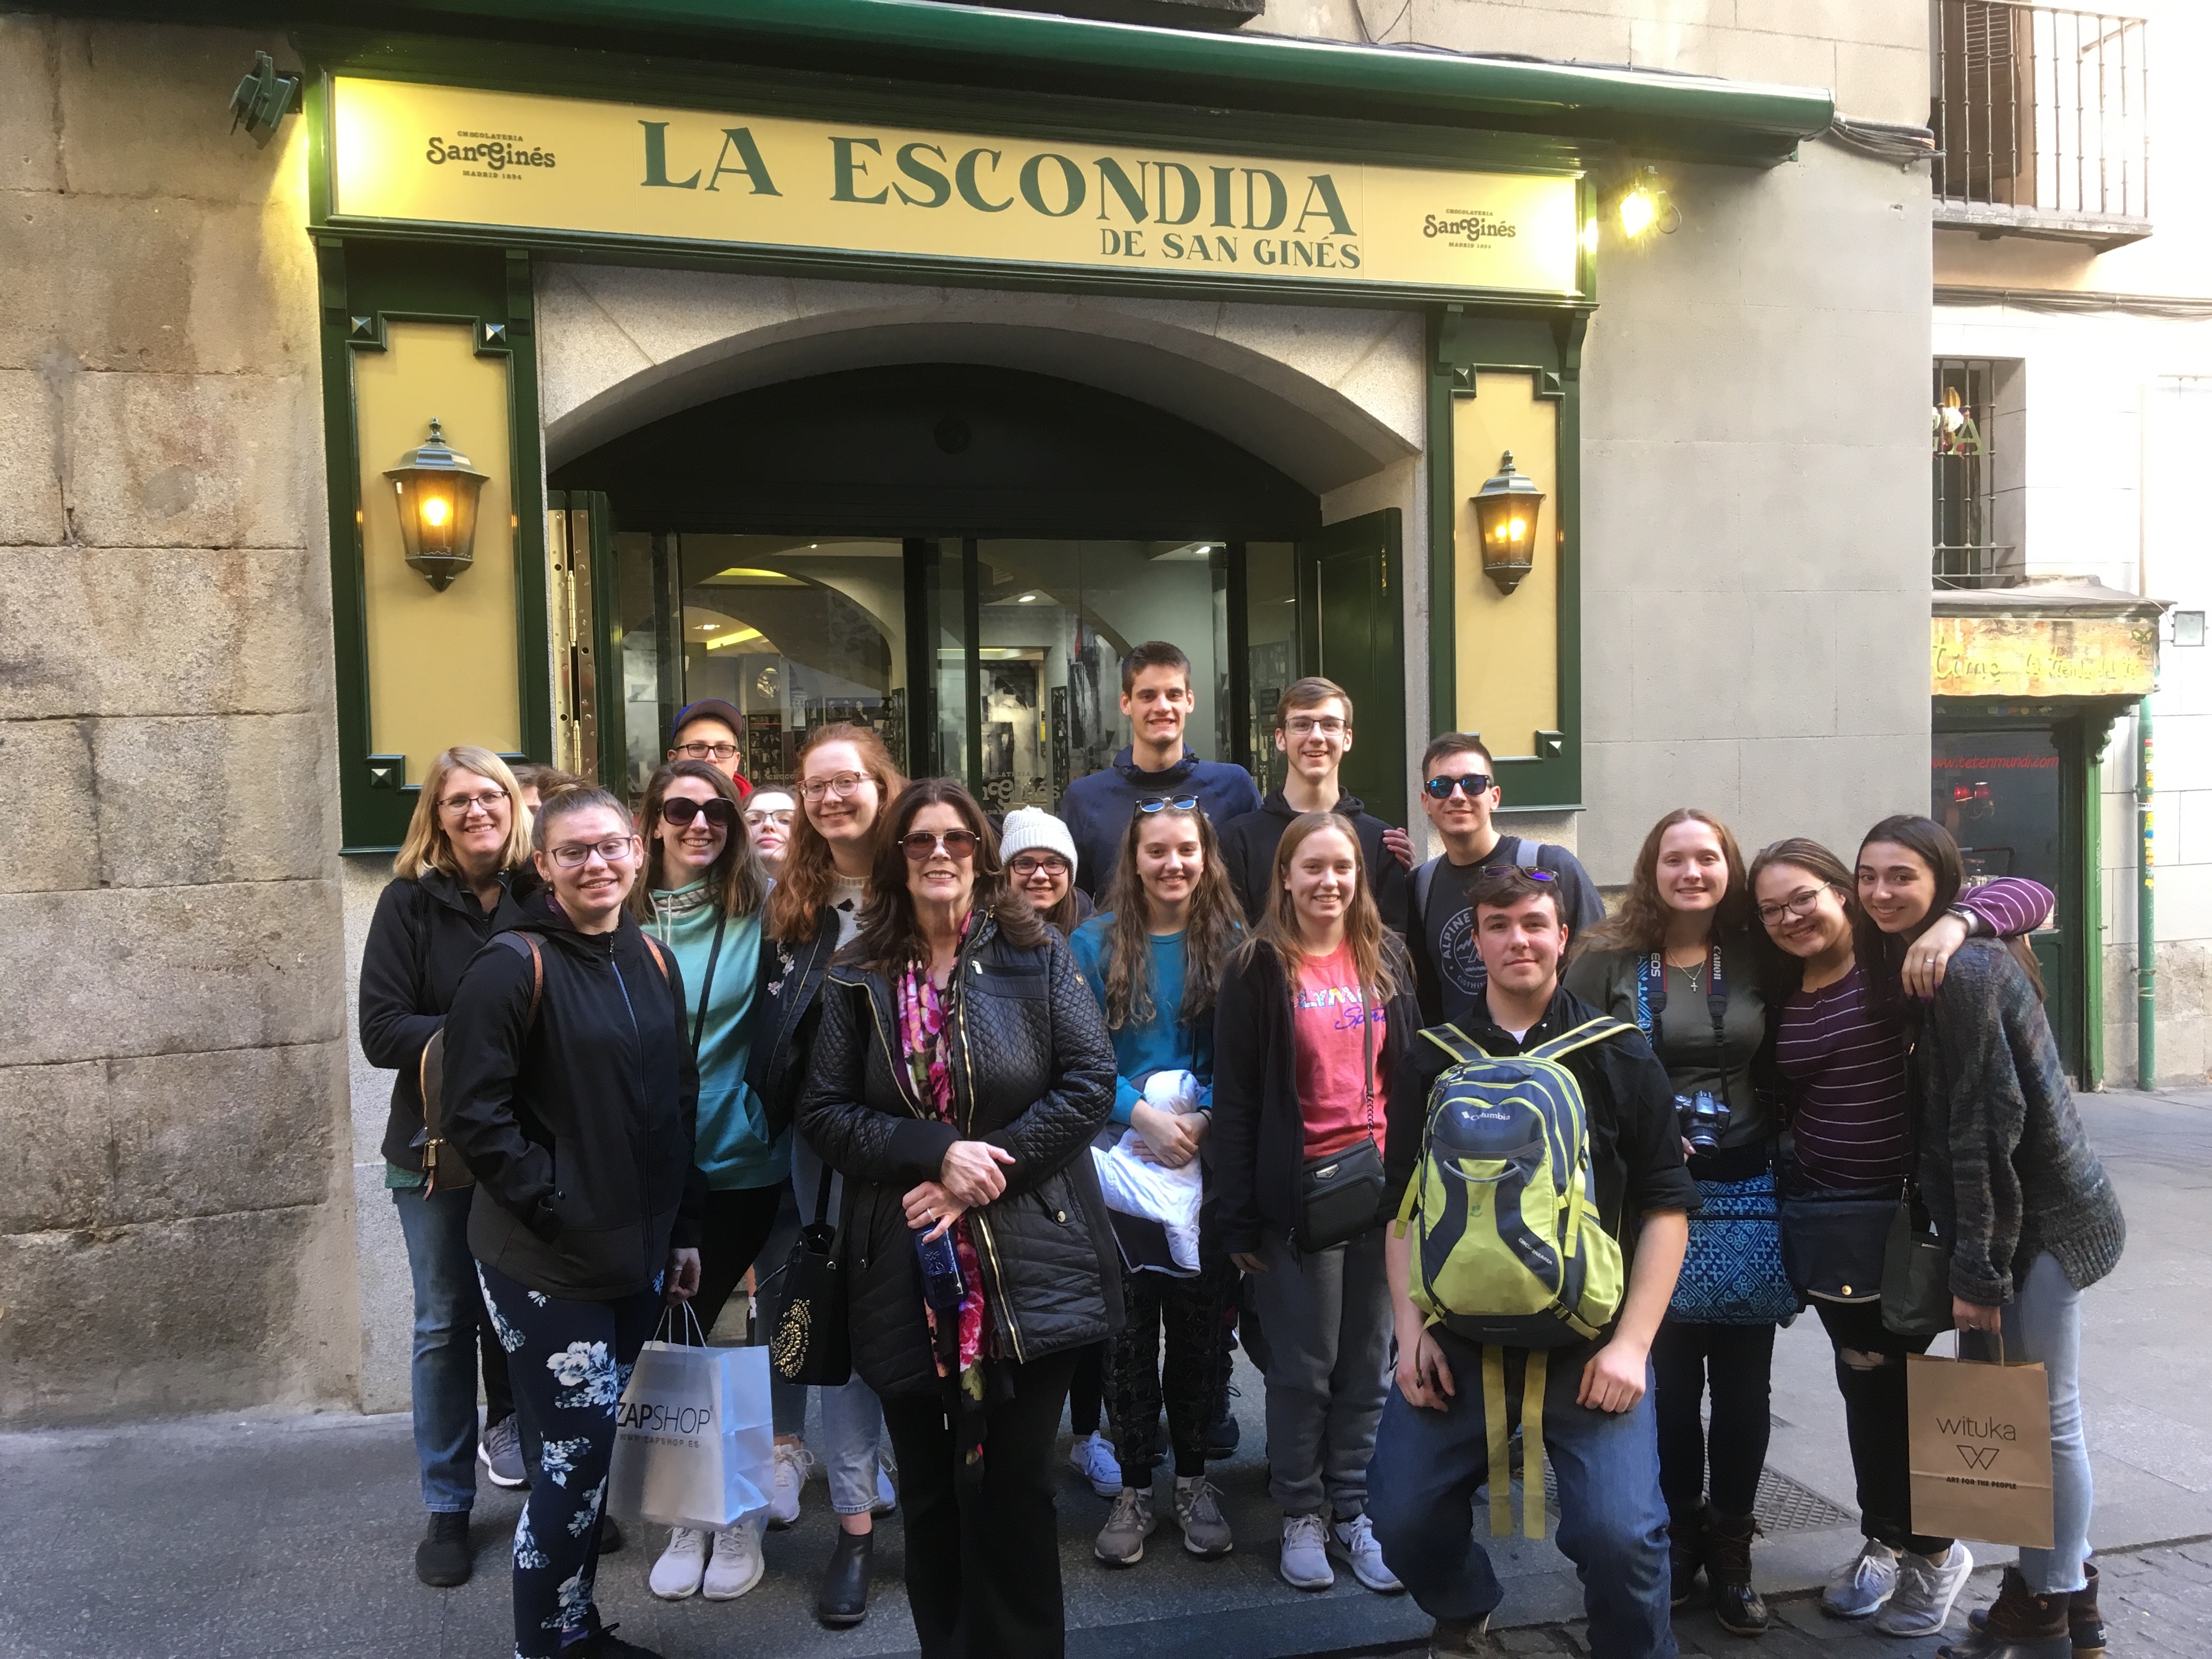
901, 828, 979, 862
1485, 865, 1555, 881
1135, 794, 1199, 815
1424, 772, 1494, 800
661, 796, 738, 830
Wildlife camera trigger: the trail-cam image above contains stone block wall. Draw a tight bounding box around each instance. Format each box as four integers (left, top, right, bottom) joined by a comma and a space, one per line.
0, 18, 357, 1424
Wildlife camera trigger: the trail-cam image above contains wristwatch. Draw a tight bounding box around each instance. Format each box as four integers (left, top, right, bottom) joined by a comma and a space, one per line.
1945, 904, 1987, 939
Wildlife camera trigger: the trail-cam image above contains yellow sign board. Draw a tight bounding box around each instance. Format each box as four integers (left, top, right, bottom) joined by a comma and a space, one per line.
1930, 614, 2157, 698
328, 77, 1584, 297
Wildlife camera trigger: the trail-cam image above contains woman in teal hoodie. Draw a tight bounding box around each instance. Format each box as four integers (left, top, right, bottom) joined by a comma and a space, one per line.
1071, 800, 1246, 1570
632, 759, 787, 1605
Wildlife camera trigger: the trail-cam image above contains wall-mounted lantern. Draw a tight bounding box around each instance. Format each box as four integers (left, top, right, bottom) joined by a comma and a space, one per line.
383, 418, 489, 591
1472, 451, 1545, 595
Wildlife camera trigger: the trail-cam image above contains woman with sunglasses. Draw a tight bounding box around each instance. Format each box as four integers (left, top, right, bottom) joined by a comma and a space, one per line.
631, 761, 792, 1604
1074, 798, 1245, 1568
748, 723, 909, 1626
1749, 837, 2051, 1640
742, 787, 798, 874
800, 779, 1119, 1659
1212, 812, 1418, 1597
441, 787, 702, 1659
1854, 816, 2121, 1659
358, 746, 541, 1585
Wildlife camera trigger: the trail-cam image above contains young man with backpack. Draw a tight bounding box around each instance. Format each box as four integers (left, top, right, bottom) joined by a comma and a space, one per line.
1368, 865, 1697, 1658
1218, 676, 1410, 932
1409, 733, 1601, 1024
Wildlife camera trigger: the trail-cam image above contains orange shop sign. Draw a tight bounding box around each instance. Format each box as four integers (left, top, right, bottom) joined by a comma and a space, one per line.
1930, 615, 2156, 698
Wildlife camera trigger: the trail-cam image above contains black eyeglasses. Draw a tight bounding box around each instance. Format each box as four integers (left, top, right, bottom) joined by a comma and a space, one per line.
1135, 795, 1199, 815
1425, 773, 1494, 800
661, 797, 737, 831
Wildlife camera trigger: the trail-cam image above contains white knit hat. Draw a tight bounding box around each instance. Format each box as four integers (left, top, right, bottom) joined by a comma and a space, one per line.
998, 807, 1077, 875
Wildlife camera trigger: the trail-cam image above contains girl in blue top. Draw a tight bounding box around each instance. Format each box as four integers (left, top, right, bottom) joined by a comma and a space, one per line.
1070, 799, 1245, 1570
633, 760, 786, 1604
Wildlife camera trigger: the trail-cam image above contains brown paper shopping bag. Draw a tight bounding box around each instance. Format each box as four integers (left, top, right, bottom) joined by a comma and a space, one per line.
1906, 1340, 2053, 1549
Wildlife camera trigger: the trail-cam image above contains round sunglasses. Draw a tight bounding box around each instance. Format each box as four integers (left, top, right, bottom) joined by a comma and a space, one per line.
901, 828, 979, 862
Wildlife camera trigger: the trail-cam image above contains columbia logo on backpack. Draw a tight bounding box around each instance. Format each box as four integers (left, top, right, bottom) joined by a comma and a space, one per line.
1391, 1015, 1636, 1537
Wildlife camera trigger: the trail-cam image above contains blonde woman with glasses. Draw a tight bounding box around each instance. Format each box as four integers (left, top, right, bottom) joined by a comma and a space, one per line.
357, 746, 540, 1587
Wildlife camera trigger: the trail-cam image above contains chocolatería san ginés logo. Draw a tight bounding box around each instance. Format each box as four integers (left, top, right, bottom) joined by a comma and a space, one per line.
1423, 208, 1518, 246
426, 131, 556, 172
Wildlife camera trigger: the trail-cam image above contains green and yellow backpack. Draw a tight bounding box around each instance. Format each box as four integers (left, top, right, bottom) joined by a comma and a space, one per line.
1392, 1017, 1633, 1536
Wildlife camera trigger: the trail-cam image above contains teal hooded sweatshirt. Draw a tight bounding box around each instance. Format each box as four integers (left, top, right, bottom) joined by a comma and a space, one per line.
646, 880, 786, 1190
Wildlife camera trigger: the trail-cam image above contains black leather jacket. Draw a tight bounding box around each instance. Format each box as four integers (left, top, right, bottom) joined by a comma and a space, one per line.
797, 913, 1122, 1397
745, 916, 840, 1138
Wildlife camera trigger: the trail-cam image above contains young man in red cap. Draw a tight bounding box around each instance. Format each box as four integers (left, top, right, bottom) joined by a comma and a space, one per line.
668, 698, 753, 797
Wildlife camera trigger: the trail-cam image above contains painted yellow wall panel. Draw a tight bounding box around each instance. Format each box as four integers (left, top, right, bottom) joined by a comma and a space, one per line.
357, 322, 520, 782
1453, 373, 1559, 758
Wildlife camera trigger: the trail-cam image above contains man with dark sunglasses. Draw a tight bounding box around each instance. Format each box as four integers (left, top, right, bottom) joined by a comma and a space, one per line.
1409, 732, 1600, 1024
1217, 676, 1409, 933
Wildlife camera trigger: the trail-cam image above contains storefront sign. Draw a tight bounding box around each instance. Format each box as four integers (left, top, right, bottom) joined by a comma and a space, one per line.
328, 77, 1583, 297
1930, 614, 2157, 698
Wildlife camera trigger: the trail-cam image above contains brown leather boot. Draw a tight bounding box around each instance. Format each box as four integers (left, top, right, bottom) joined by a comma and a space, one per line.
1703, 1508, 1768, 1637
1939, 1565, 2069, 1658
1968, 1561, 2102, 1657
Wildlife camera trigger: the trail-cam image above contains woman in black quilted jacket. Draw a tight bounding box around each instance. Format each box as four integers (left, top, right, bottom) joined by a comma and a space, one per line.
798, 777, 1119, 1659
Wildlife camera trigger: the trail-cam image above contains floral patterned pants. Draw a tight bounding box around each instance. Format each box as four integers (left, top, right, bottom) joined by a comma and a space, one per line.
477, 1260, 663, 1658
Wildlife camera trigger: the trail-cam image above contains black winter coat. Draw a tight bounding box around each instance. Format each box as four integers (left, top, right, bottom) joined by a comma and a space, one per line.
441, 898, 704, 1301
797, 915, 1121, 1397
358, 865, 541, 1172
1210, 934, 1419, 1257
745, 914, 842, 1139
1217, 789, 1410, 935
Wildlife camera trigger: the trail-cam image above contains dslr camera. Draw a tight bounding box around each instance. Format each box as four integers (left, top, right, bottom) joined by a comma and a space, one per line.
1676, 1091, 1730, 1157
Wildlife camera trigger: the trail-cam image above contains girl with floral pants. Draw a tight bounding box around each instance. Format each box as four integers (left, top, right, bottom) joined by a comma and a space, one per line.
479, 1261, 664, 1656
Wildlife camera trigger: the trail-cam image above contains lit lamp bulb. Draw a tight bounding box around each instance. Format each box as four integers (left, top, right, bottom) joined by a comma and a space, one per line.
420, 494, 449, 529
1470, 451, 1545, 597
1618, 185, 1655, 239
383, 417, 489, 592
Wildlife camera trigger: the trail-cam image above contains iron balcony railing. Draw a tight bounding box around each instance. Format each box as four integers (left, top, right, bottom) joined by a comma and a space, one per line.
1931, 2, 2149, 234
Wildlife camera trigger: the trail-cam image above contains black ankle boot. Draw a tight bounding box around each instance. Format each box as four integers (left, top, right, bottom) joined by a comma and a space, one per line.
414, 1511, 472, 1587
1704, 1508, 1769, 1636
1942, 1566, 2070, 1658
1667, 1509, 1706, 1608
818, 1528, 873, 1627
1970, 1562, 2102, 1657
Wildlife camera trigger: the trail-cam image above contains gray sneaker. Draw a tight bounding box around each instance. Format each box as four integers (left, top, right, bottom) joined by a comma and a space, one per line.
1172, 1475, 1233, 1558
1278, 1512, 1334, 1591
478, 1414, 527, 1489
1876, 1541, 1973, 1637
1824, 1538, 1901, 1619
1094, 1485, 1156, 1566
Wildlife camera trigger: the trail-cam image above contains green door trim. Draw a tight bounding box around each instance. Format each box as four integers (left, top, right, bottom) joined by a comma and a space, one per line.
1426, 307, 1588, 810
1299, 509, 1407, 826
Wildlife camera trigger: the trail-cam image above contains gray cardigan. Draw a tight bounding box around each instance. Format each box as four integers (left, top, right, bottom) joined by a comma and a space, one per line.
1911, 939, 2125, 1305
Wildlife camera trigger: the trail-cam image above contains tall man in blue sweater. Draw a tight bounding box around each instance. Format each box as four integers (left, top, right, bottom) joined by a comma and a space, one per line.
1057, 640, 1261, 899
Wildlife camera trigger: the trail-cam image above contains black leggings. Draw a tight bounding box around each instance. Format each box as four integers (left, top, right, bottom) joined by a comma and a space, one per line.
1814, 1298, 1953, 1555
1107, 1259, 1236, 1480
1651, 1317, 1775, 1522
882, 1350, 1080, 1659
1068, 1345, 1105, 1436
692, 1183, 787, 1336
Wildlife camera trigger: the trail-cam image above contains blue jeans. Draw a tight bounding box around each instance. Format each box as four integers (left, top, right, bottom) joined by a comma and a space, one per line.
392, 1184, 489, 1513
1972, 1253, 2092, 1594
1368, 1334, 1675, 1658
792, 1133, 890, 1514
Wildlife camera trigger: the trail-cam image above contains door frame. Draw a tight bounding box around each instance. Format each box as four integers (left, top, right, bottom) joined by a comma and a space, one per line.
1298, 509, 1407, 825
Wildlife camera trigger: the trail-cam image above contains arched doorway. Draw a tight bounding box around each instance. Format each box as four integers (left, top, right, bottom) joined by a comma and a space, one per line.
549, 359, 1399, 815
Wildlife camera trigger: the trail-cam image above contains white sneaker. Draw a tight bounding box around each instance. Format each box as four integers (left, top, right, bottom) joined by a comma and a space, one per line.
1278, 1513, 1334, 1592
701, 1518, 765, 1600
1822, 1538, 1900, 1619
872, 1449, 898, 1516
648, 1526, 707, 1600
1067, 1430, 1123, 1499
1328, 1512, 1403, 1593
1875, 1541, 1973, 1637
768, 1441, 812, 1530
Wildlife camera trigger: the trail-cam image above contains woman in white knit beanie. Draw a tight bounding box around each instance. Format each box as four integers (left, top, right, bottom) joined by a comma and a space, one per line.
999, 806, 1091, 937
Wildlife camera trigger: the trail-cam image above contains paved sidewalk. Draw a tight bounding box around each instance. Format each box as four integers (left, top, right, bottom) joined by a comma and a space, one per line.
3, 1088, 2208, 1659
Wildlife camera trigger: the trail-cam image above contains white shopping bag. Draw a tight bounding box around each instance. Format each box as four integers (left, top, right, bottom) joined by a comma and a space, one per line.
607, 1310, 774, 1532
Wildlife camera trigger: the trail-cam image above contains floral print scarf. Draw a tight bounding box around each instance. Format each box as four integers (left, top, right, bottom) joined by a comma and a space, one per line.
894, 918, 995, 1471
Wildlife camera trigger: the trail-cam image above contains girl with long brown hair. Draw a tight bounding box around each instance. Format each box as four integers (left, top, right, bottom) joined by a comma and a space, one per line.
1210, 811, 1418, 1596
1070, 801, 1245, 1567
742, 723, 907, 1627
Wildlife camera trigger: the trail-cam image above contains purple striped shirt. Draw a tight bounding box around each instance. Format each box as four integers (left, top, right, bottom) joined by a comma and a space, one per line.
1777, 878, 2052, 1189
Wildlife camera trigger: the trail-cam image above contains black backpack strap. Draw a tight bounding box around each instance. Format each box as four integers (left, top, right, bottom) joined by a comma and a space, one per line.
494, 932, 544, 1028
1419, 1023, 1491, 1065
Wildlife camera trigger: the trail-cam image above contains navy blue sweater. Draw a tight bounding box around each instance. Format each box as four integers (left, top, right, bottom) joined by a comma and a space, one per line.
1056, 744, 1262, 900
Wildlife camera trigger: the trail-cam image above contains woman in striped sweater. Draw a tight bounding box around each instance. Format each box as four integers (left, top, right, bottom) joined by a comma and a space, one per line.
1749, 837, 2052, 1641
